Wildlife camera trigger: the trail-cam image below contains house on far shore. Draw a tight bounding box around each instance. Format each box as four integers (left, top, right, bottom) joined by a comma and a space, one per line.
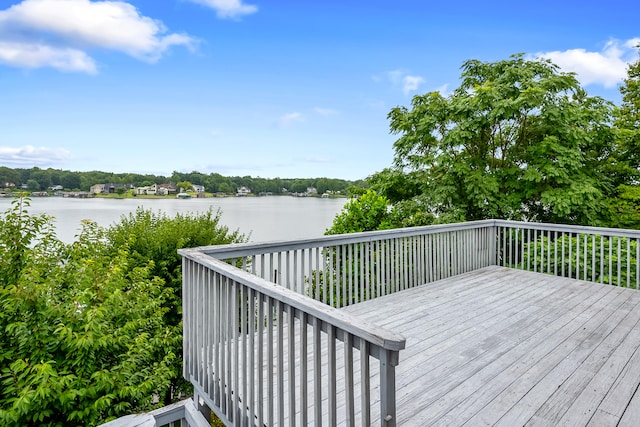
236, 186, 251, 197
135, 183, 158, 196
192, 184, 205, 193
158, 183, 178, 194
90, 183, 131, 194
90, 184, 105, 194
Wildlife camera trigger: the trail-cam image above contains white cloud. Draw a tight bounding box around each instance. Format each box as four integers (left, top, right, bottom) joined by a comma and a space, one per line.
381, 69, 426, 94
0, 145, 71, 166
0, 41, 96, 72
313, 107, 338, 116
402, 75, 425, 95
186, 0, 257, 19
537, 38, 640, 88
278, 112, 303, 128
0, 0, 196, 72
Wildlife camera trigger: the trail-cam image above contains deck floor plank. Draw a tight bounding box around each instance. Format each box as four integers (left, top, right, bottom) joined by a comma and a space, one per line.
346, 266, 640, 426
235, 265, 640, 426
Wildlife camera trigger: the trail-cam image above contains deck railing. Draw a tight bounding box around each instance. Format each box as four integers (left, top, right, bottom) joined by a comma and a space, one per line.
179, 219, 640, 426
179, 220, 496, 426
496, 221, 640, 289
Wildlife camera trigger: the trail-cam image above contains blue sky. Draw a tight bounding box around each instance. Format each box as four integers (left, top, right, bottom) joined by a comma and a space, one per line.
0, 0, 638, 180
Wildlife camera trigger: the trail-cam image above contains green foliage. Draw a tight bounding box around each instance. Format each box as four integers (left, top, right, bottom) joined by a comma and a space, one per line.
326, 190, 392, 235
0, 200, 247, 425
386, 54, 616, 225
611, 50, 640, 194
515, 233, 638, 287
176, 181, 193, 192
106, 208, 246, 403
0, 199, 176, 425
606, 185, 640, 229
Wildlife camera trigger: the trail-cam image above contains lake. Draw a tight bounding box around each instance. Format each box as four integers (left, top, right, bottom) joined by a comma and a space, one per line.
0, 196, 348, 244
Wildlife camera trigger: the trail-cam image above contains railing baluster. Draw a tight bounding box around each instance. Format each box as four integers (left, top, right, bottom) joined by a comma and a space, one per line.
267, 297, 274, 426
287, 305, 296, 426
232, 281, 239, 426
344, 333, 355, 426
277, 301, 285, 426
328, 325, 337, 426
249, 288, 256, 424
257, 292, 264, 427
300, 312, 308, 426
600, 235, 605, 284
241, 285, 247, 424
625, 238, 631, 288
313, 317, 322, 426
609, 236, 613, 285
360, 339, 370, 427
576, 232, 580, 280
591, 234, 596, 282
618, 237, 622, 287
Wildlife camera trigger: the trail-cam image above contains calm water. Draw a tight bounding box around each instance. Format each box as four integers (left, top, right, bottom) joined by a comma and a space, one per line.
0, 196, 347, 243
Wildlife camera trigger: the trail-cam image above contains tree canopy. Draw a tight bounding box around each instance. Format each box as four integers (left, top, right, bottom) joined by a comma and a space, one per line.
327, 53, 640, 235
0, 199, 245, 425
385, 54, 619, 225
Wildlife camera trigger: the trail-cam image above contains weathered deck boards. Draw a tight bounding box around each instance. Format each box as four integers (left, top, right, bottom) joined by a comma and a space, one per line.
340, 265, 640, 426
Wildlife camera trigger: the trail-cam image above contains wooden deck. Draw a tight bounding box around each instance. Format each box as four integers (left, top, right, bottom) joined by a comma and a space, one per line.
342, 265, 640, 426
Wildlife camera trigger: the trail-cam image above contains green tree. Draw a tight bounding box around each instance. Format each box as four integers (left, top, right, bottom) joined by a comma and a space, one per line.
26, 179, 40, 191
386, 54, 616, 225
61, 172, 81, 190
614, 47, 640, 179
0, 167, 19, 187
30, 169, 52, 191
177, 181, 192, 192
106, 208, 246, 403
0, 199, 175, 426
326, 190, 392, 235
217, 182, 234, 194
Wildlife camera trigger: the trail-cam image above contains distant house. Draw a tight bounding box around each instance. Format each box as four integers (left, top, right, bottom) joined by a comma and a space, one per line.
90, 184, 105, 194
107, 183, 130, 194
193, 184, 205, 193
91, 183, 130, 194
158, 183, 177, 194
236, 186, 251, 197
135, 183, 158, 195
0, 182, 16, 189
49, 185, 64, 191
307, 187, 318, 195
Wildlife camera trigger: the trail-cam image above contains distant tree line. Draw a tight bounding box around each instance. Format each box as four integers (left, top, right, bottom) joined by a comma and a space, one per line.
0, 167, 363, 195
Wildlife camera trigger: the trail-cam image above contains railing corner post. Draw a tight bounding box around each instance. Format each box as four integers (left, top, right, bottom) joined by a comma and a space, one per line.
380, 349, 400, 427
